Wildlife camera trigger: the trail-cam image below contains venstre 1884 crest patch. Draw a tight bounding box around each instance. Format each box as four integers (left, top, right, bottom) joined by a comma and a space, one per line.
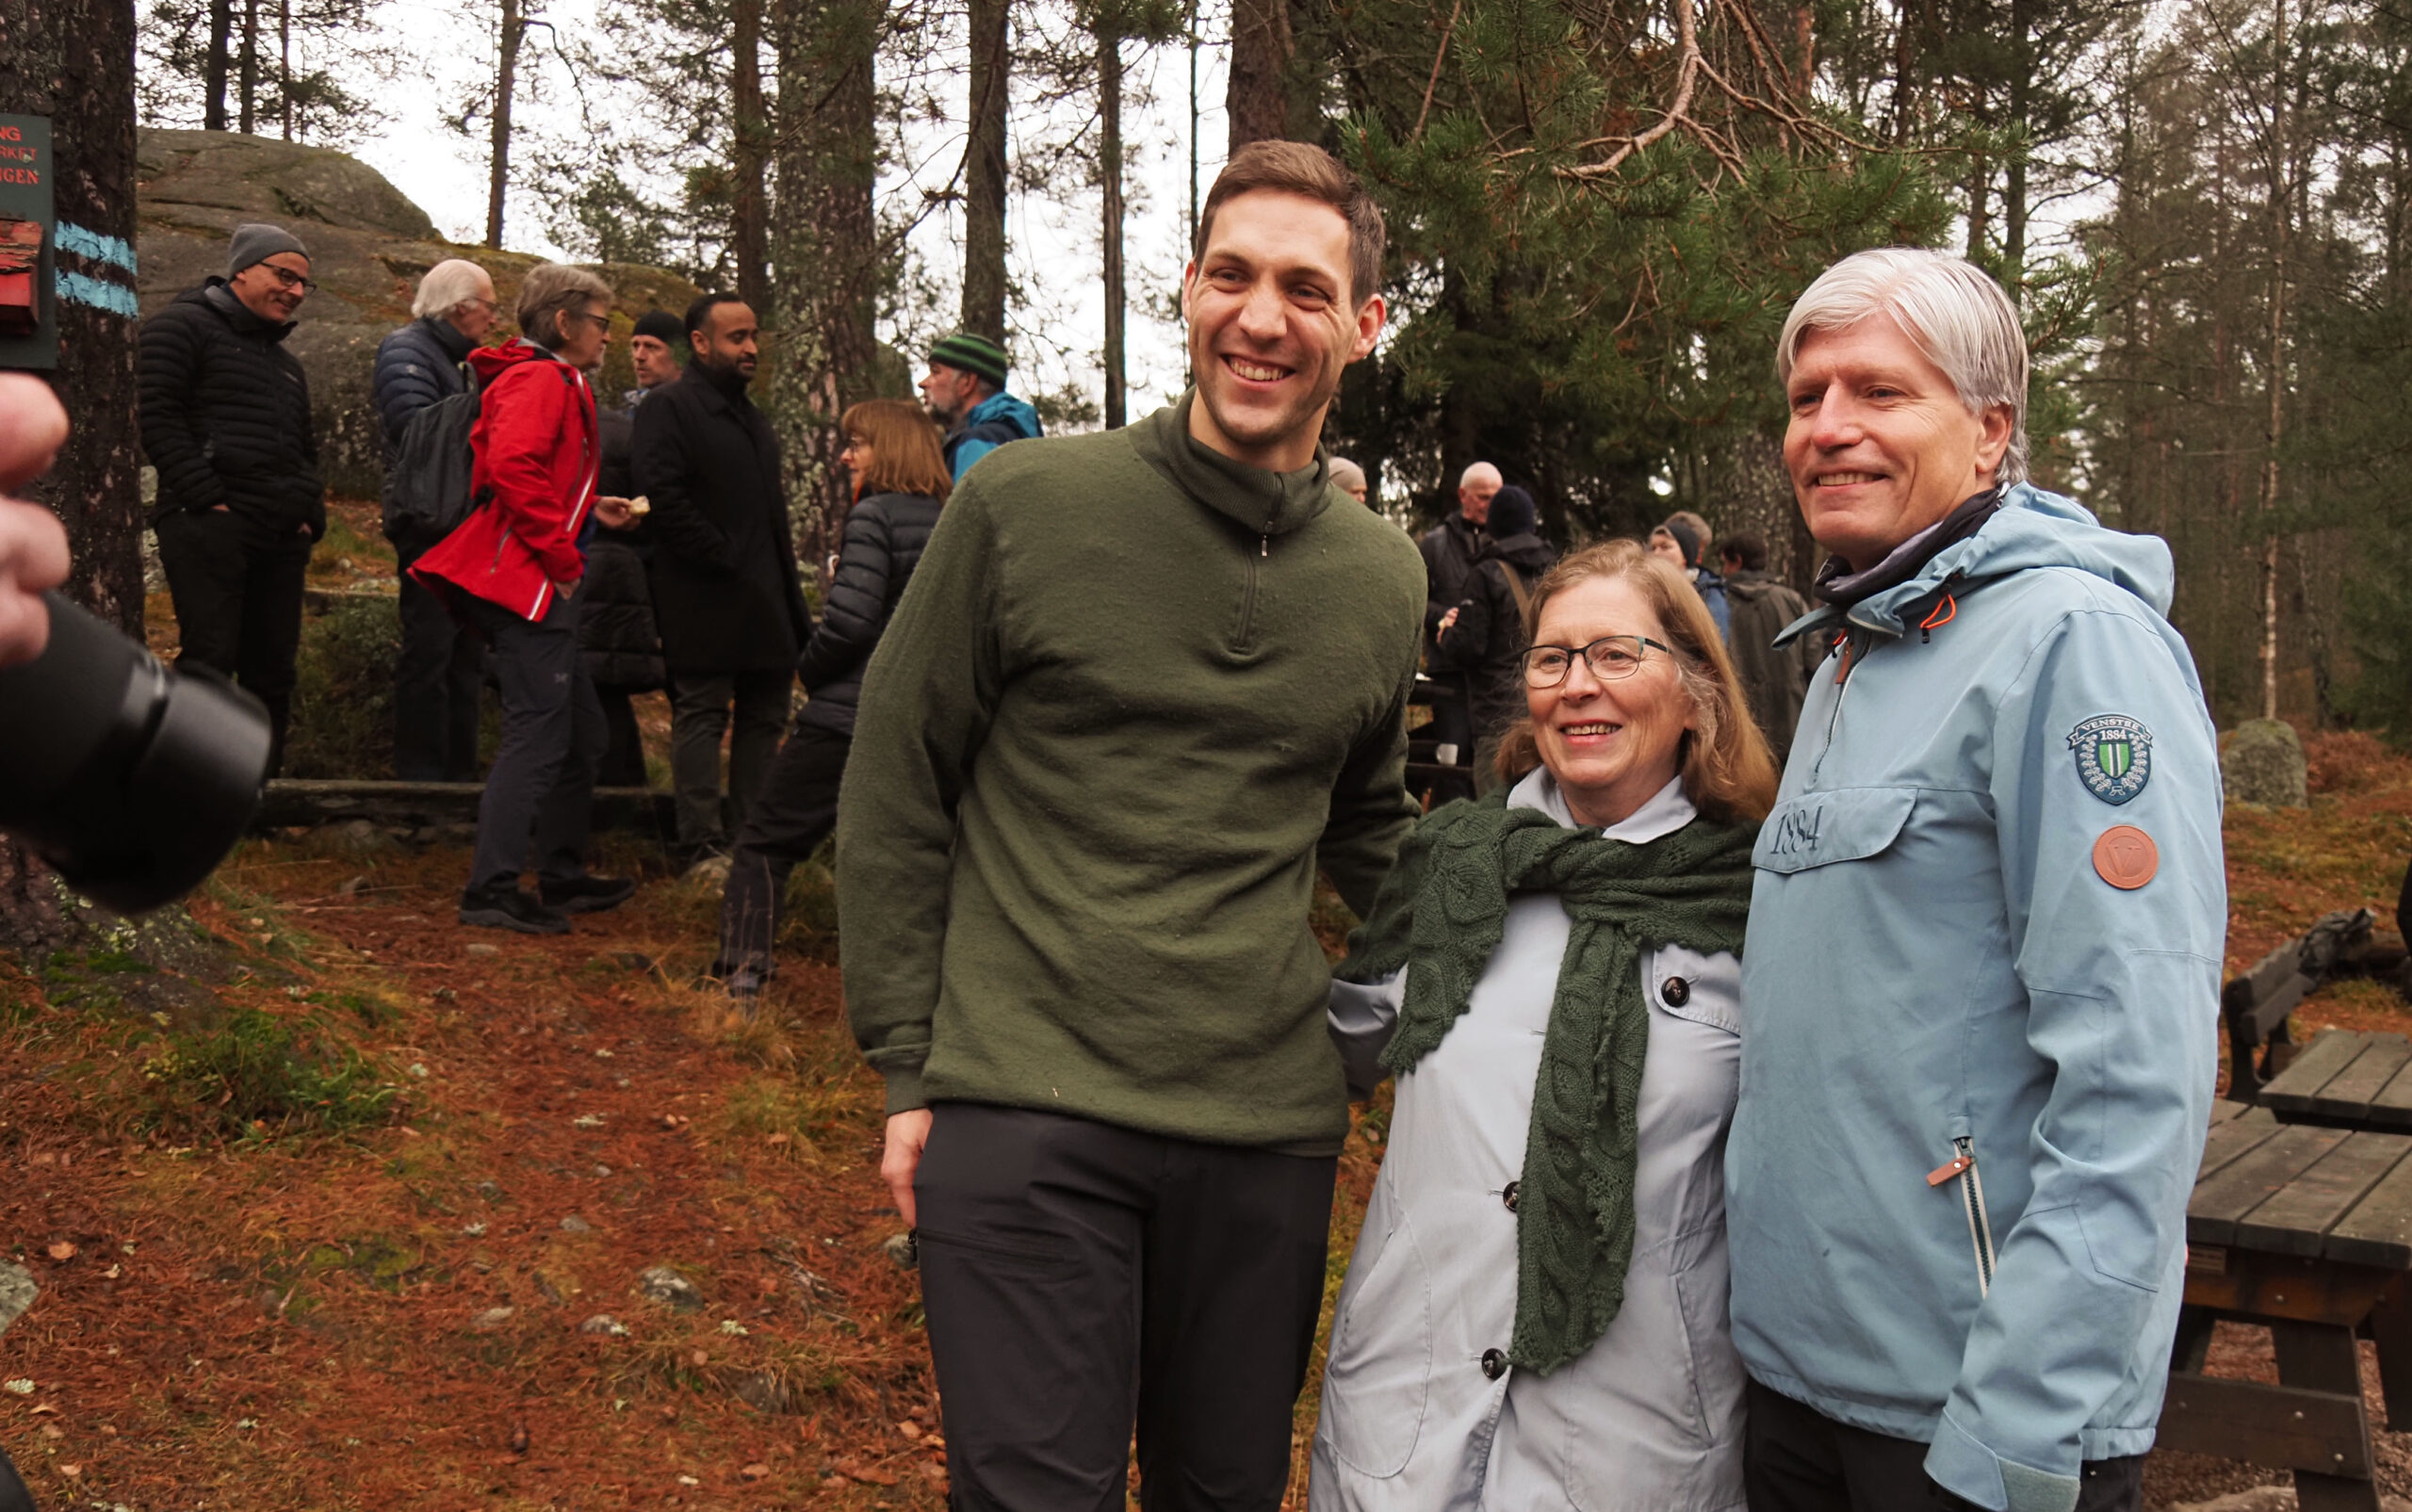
2068, 714, 2153, 805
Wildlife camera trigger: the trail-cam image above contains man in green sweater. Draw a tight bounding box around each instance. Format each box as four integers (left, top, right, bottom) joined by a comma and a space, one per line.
837, 140, 1425, 1508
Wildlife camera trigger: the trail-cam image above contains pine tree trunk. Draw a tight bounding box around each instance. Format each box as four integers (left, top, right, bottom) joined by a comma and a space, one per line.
205, 0, 233, 129
0, 0, 146, 947
962, 0, 1009, 343
731, 0, 771, 315
486, 0, 523, 250
278, 0, 291, 139
1226, 0, 1295, 148
1100, 16, 1126, 429
771, 0, 882, 573
238, 0, 259, 135
2258, 0, 2289, 723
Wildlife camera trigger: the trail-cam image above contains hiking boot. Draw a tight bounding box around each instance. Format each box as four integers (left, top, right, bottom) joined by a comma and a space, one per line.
540, 874, 638, 915
459, 884, 569, 935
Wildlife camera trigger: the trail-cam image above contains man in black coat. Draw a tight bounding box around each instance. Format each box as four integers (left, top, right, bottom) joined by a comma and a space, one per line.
584, 310, 680, 787
139, 221, 324, 774
1414, 459, 1498, 800
632, 293, 808, 858
373, 257, 498, 781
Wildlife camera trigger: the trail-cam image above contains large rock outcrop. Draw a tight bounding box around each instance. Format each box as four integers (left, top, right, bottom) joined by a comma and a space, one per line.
134, 128, 702, 501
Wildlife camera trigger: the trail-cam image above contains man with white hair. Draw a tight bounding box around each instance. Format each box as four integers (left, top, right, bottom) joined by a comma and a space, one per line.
374, 256, 499, 782
1725, 248, 2225, 1512
1417, 460, 1500, 791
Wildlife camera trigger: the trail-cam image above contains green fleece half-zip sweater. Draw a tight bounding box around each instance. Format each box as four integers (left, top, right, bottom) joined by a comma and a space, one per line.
836, 394, 1426, 1154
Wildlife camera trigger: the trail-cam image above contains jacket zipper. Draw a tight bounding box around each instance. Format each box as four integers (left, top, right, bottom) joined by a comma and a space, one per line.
1807, 633, 1856, 786
1928, 1136, 1998, 1296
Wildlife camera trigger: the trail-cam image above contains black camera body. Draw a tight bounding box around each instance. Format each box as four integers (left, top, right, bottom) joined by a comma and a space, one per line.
0, 592, 272, 915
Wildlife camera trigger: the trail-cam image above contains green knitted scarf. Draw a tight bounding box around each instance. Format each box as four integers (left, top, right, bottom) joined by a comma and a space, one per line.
1339, 788, 1758, 1374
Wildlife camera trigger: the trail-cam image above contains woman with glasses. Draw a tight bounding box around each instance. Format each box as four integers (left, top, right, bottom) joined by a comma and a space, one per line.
1312, 539, 1778, 1511
412, 263, 642, 934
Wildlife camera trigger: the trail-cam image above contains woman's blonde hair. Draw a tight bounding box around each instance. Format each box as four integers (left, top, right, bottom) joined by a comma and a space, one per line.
1492, 539, 1781, 825
840, 398, 953, 503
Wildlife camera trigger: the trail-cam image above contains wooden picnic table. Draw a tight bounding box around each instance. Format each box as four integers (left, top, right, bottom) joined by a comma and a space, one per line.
2164, 1098, 2412, 1510
2259, 1028, 2412, 1130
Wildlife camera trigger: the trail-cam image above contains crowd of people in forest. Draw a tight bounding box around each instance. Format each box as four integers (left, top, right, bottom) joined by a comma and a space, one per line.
63, 135, 2231, 1512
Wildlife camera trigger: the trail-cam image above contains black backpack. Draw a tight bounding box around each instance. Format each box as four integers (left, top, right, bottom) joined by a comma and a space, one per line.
380, 374, 488, 545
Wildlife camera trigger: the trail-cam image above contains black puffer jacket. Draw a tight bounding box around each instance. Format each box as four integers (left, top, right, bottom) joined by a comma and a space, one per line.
579, 395, 665, 691
370, 315, 472, 450
1430, 530, 1557, 743
793, 489, 944, 735
138, 280, 324, 538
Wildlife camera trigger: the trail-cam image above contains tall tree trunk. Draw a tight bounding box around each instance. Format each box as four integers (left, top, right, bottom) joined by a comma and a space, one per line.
0, 0, 146, 944
771, 0, 883, 574
278, 0, 291, 139
1227, 0, 1295, 148
205, 0, 233, 129
1100, 15, 1126, 429
2258, 0, 2289, 723
961, 0, 1009, 343
486, 0, 524, 250
2003, 0, 2030, 284
237, 0, 259, 134
731, 0, 771, 314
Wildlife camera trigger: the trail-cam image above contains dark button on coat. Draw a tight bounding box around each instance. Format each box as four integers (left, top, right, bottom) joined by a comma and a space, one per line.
630, 365, 807, 675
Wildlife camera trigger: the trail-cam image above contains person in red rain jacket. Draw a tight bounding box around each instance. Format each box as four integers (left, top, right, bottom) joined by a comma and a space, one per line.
413, 263, 641, 935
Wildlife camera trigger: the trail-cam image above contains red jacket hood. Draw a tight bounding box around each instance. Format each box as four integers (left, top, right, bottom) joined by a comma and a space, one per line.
467, 339, 558, 382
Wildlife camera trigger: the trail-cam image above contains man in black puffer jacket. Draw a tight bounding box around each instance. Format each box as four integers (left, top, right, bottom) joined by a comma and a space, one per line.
139, 222, 324, 774
1429, 482, 1556, 791
711, 398, 946, 1002
373, 257, 498, 781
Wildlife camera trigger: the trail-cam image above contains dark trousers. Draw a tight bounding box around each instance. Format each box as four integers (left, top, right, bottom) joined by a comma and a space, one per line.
915, 1102, 1335, 1512
711, 720, 847, 987
464, 589, 605, 892
595, 684, 650, 788
394, 554, 485, 782
155, 508, 313, 775
668, 667, 790, 847
1742, 1378, 2143, 1512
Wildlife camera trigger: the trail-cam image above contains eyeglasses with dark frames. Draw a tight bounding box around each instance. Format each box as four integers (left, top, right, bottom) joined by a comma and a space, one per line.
1519, 634, 1676, 689
261, 265, 317, 294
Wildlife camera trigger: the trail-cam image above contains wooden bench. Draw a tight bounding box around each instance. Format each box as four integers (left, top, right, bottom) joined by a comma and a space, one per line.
2225, 910, 2377, 1103
2164, 1099, 2412, 1510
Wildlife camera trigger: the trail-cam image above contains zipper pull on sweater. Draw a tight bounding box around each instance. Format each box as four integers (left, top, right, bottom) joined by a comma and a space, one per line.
1260, 533, 1270, 558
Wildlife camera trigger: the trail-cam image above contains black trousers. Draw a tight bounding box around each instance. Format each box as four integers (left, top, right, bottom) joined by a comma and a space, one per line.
1742, 1378, 2143, 1512
595, 683, 650, 788
711, 720, 848, 987
463, 589, 605, 892
155, 508, 313, 775
394, 549, 485, 781
914, 1103, 1336, 1512
668, 667, 791, 847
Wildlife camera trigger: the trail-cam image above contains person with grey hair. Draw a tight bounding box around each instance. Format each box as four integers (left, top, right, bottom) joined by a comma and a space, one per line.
1725, 245, 2225, 1512
412, 263, 643, 933
138, 221, 323, 773
1419, 460, 1502, 798
1328, 455, 1369, 504
375, 256, 500, 781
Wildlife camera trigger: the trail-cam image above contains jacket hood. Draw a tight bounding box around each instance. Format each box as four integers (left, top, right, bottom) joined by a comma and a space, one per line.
1128, 392, 1336, 537
468, 338, 561, 382
1723, 571, 1790, 604
189, 278, 297, 343
965, 390, 1042, 441
1778, 481, 2176, 644
1487, 531, 1554, 573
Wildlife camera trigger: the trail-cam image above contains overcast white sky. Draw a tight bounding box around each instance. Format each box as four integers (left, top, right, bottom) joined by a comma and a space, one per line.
330, 0, 1230, 423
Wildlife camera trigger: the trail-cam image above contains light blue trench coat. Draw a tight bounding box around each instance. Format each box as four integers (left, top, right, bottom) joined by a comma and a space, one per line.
1311, 772, 1748, 1512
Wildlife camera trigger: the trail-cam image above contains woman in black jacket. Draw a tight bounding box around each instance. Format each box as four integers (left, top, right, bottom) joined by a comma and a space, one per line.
713, 399, 948, 1000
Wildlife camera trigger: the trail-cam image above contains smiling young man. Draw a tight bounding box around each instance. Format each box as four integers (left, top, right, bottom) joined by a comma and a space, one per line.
1725, 249, 2225, 1512
838, 140, 1425, 1509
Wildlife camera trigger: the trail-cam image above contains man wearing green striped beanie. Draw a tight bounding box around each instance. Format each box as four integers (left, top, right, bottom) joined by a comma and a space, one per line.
920, 331, 1043, 480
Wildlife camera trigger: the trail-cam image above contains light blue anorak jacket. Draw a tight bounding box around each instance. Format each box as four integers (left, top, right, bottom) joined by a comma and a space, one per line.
1724, 483, 2226, 1512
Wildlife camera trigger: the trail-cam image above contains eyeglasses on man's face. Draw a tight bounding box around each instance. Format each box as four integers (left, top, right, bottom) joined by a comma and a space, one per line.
1520, 634, 1675, 689
261, 264, 317, 294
